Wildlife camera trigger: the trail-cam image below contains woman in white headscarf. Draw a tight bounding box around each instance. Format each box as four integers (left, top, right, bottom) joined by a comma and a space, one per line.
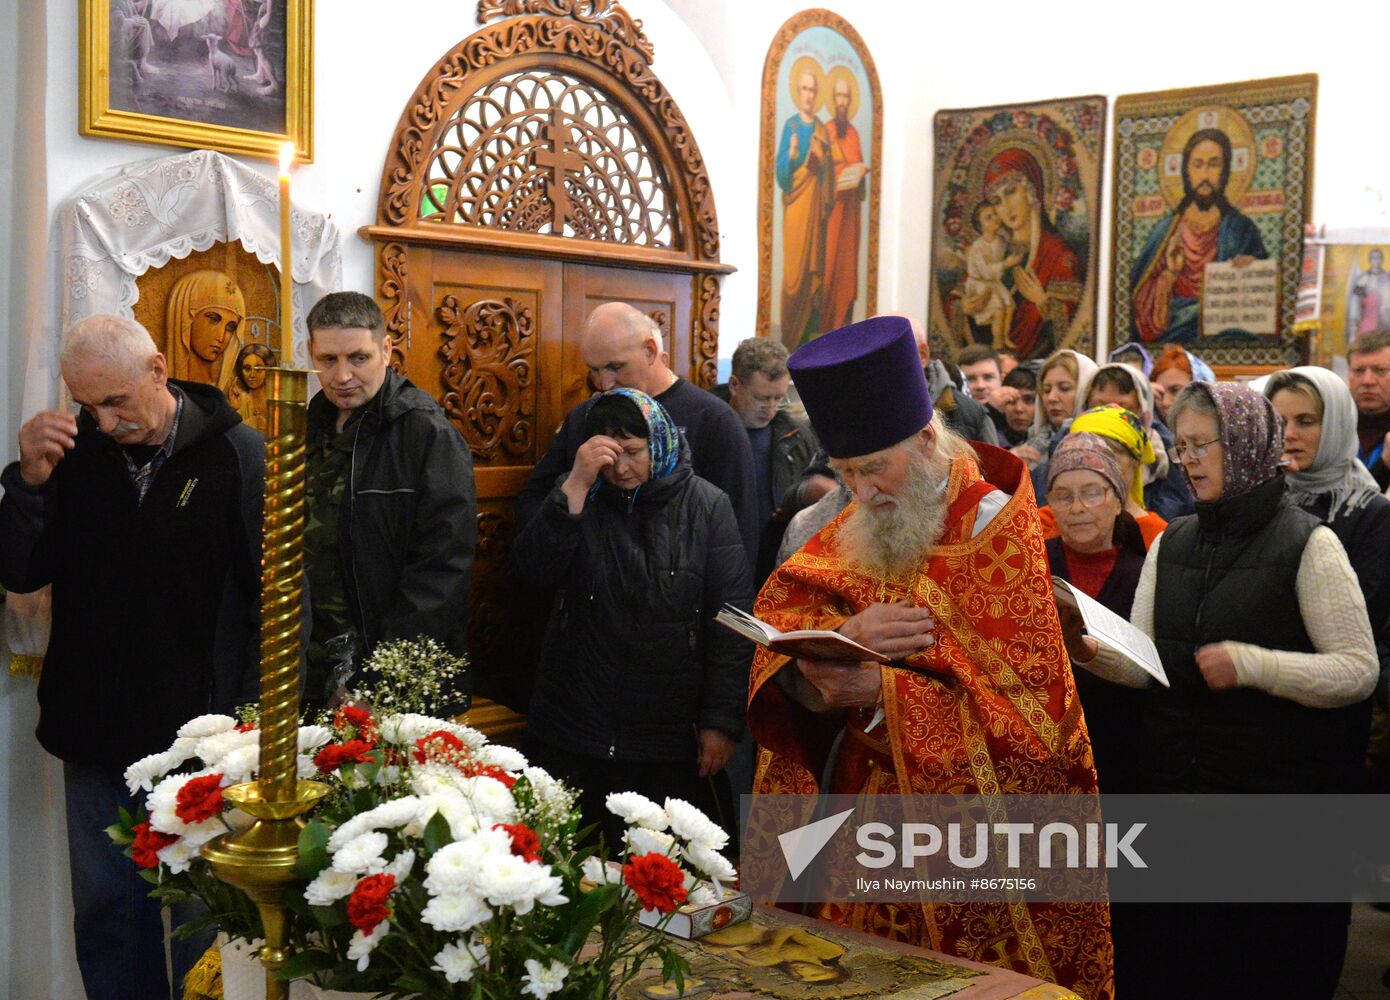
1025, 349, 1098, 496
1265, 366, 1390, 737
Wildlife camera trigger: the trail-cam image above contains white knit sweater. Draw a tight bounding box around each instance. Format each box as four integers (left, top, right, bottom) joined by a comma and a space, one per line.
1080, 526, 1379, 708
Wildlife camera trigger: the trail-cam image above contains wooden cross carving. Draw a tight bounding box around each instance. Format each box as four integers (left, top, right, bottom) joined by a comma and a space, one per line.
535, 111, 583, 232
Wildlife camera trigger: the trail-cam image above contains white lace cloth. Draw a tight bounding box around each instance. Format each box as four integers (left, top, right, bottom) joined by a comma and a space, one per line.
6, 148, 342, 663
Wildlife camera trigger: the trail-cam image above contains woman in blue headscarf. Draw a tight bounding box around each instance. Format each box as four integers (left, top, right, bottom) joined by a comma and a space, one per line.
510, 388, 753, 848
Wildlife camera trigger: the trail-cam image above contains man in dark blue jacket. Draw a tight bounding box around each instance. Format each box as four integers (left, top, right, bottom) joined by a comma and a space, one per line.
0, 314, 263, 1000
303, 292, 476, 710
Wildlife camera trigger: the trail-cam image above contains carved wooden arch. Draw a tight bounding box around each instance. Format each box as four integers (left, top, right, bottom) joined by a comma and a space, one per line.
362, 0, 731, 386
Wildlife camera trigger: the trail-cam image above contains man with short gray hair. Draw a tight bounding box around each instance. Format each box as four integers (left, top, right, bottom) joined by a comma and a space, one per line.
0, 314, 263, 1000
713, 337, 819, 582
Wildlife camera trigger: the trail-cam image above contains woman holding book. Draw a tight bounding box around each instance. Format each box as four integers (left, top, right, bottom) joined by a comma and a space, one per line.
1068, 381, 1377, 999
508, 388, 753, 848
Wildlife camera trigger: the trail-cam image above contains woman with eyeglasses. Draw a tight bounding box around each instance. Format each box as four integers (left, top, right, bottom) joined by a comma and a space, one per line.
1066, 381, 1378, 998
1045, 432, 1147, 794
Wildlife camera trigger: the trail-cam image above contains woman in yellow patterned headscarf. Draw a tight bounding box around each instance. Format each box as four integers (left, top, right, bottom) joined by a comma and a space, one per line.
1071, 404, 1153, 504
1069, 403, 1168, 549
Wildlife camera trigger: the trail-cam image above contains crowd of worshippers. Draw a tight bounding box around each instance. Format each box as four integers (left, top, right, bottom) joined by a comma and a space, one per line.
5, 296, 1390, 1000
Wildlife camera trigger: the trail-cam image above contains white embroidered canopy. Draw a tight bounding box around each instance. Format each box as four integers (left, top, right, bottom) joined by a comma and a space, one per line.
7, 148, 342, 668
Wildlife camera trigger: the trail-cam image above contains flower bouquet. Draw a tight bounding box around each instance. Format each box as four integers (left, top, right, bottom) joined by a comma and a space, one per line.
108, 639, 738, 999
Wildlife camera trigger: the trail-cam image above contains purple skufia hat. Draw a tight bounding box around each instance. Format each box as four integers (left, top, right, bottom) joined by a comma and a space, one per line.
787, 315, 933, 459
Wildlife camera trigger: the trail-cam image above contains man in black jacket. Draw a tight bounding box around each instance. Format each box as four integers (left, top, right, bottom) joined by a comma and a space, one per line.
304, 292, 476, 710
515, 301, 759, 567
0, 314, 263, 1000
711, 337, 820, 584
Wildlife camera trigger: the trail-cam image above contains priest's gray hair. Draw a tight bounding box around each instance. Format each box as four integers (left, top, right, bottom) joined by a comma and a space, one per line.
60, 314, 158, 377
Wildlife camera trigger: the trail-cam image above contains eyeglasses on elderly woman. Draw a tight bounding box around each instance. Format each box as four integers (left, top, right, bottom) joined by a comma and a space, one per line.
1045, 485, 1112, 509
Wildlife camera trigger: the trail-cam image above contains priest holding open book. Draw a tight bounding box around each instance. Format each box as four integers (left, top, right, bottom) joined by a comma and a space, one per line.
745, 315, 1114, 999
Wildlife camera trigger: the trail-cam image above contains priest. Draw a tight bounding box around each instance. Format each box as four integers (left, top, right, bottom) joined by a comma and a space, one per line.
747, 315, 1113, 998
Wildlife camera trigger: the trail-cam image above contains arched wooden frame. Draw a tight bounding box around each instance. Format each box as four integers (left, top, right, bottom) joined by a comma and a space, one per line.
361, 0, 731, 386
756, 8, 882, 342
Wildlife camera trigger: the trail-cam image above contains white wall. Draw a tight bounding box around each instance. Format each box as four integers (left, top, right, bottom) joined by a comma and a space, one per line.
7, 2, 1390, 995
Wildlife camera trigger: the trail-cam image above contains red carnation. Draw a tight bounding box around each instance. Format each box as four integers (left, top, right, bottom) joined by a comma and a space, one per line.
493, 822, 542, 863
623, 852, 689, 914
346, 873, 396, 934
314, 739, 376, 773
235, 721, 256, 733
472, 763, 517, 790
131, 822, 179, 868
413, 729, 467, 764
174, 773, 226, 824
334, 705, 378, 743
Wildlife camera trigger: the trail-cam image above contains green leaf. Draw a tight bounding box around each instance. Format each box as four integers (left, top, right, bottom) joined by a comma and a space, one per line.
138, 868, 161, 885
106, 822, 133, 846
310, 904, 347, 928
117, 805, 134, 828
422, 811, 452, 855
276, 948, 337, 980
393, 974, 432, 993
559, 882, 619, 955
294, 820, 331, 878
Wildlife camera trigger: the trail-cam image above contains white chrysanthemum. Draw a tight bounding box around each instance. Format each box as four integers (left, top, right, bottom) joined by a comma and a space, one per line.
664, 797, 728, 851
420, 890, 491, 933
195, 728, 259, 767
305, 867, 358, 906
332, 831, 389, 874
124, 749, 192, 795
216, 745, 259, 785
424, 827, 512, 895
377, 713, 443, 745
328, 797, 425, 851
625, 826, 676, 858
347, 921, 389, 971
458, 775, 517, 826
689, 883, 723, 907
682, 842, 736, 882
374, 765, 401, 786
476, 744, 527, 772
169, 735, 200, 759
297, 725, 333, 753
522, 958, 569, 1000
413, 793, 484, 842
156, 837, 200, 873
297, 754, 319, 780
410, 764, 472, 799
432, 937, 488, 984
473, 855, 566, 914
581, 856, 621, 885
606, 792, 668, 831
177, 714, 237, 739
384, 849, 416, 883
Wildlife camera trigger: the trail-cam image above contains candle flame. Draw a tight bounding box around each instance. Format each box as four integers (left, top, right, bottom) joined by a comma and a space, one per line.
278, 141, 295, 175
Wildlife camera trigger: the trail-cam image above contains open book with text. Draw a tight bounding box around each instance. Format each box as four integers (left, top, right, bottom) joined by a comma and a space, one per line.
714, 604, 889, 663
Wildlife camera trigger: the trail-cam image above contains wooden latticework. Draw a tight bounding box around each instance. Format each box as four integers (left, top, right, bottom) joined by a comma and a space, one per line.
421, 70, 677, 248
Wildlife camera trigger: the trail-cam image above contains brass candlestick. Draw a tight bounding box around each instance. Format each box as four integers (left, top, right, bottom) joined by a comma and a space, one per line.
203, 364, 326, 1000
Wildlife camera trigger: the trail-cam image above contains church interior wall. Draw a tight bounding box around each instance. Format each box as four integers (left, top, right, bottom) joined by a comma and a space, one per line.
5, 2, 1390, 995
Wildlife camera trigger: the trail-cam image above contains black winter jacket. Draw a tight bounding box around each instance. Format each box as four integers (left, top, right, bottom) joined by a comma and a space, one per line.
0, 381, 262, 766
306, 369, 476, 698
509, 447, 754, 762
1144, 478, 1369, 793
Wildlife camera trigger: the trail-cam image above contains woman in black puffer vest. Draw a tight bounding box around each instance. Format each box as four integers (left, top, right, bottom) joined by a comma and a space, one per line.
1071, 381, 1378, 1000
510, 389, 753, 849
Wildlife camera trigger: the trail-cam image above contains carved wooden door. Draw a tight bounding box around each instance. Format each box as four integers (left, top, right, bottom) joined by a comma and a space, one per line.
367, 2, 732, 737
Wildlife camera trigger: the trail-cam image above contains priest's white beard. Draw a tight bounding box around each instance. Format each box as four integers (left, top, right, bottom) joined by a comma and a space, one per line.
841, 450, 949, 577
